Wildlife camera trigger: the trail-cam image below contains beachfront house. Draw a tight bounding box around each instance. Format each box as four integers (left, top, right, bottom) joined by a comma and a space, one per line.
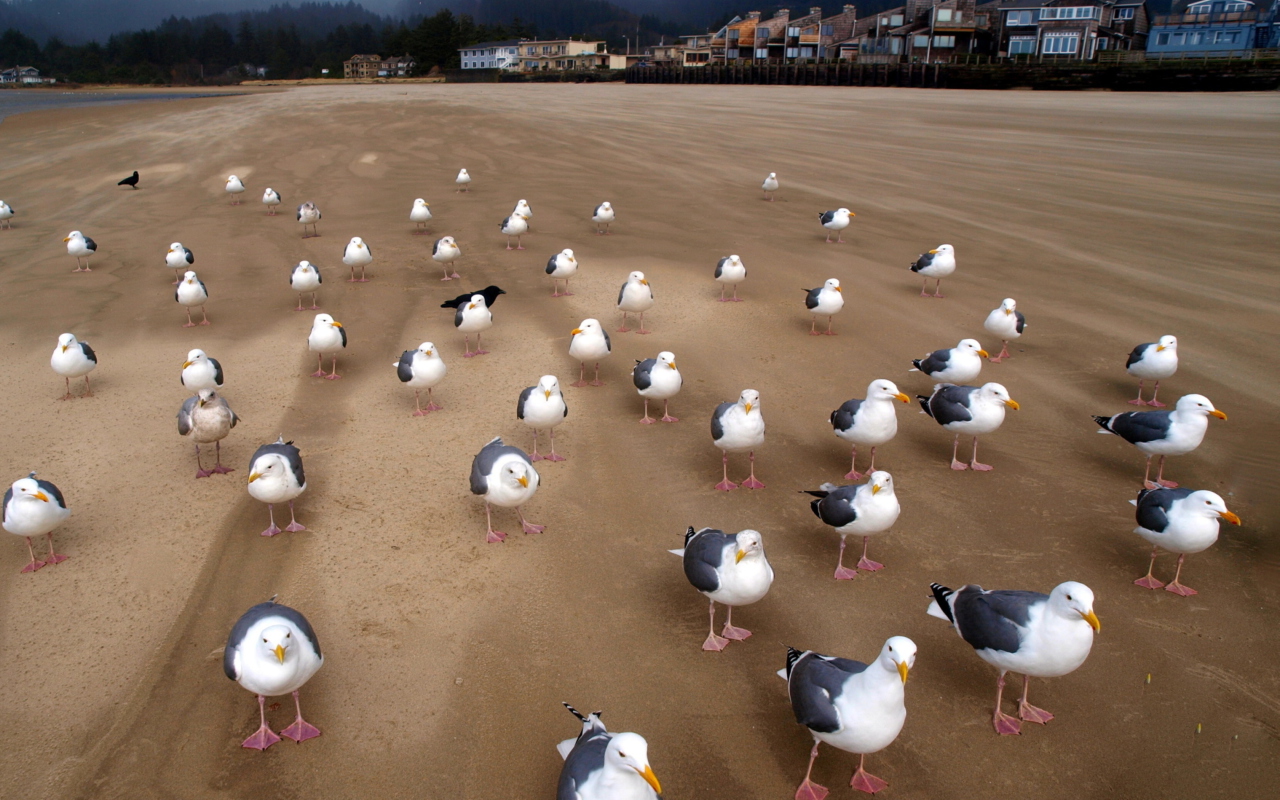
838, 0, 989, 62
0, 66, 55, 84
459, 40, 526, 71
343, 54, 416, 79
679, 34, 714, 64
990, 0, 1148, 57
515, 40, 609, 71
1147, 0, 1278, 56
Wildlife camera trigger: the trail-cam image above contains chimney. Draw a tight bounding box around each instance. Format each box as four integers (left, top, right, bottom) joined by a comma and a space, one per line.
844, 4, 856, 12
774, 8, 790, 18
811, 6, 823, 15
747, 11, 762, 19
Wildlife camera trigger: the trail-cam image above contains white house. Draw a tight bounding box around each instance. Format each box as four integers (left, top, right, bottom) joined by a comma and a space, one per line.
458, 39, 526, 70
0, 66, 55, 84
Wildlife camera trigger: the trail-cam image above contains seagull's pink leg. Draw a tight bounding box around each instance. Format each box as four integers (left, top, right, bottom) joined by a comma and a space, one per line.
61, 377, 72, 401
1129, 380, 1147, 406
920, 278, 930, 298
425, 388, 443, 412
809, 318, 821, 336
637, 313, 651, 335
295, 294, 305, 311
284, 501, 306, 533
660, 399, 678, 423
702, 599, 729, 651
212, 440, 234, 474
834, 536, 858, 580
640, 398, 656, 424
516, 236, 525, 251
506, 238, 515, 251
358, 266, 369, 283
970, 437, 993, 471
310, 355, 326, 378
474, 333, 489, 356
849, 754, 888, 794
462, 335, 476, 359
721, 604, 752, 641
931, 279, 945, 298
199, 307, 210, 326
741, 451, 765, 489
413, 390, 428, 417
1154, 456, 1178, 488
992, 673, 1022, 735
950, 435, 968, 471
990, 341, 1010, 363
441, 265, 453, 281
242, 695, 282, 750
719, 285, 728, 302
1142, 456, 1157, 489
867, 447, 878, 473
183, 308, 196, 328
589, 362, 604, 387
617, 312, 631, 333
309, 294, 320, 310
570, 362, 588, 388
1148, 381, 1166, 408
260, 505, 283, 537
715, 453, 738, 492
529, 430, 544, 462
731, 285, 742, 301
856, 536, 884, 572
1164, 553, 1198, 596
795, 741, 829, 800
195, 444, 212, 479
280, 690, 322, 743
325, 356, 341, 380
83, 375, 92, 397
20, 537, 45, 573
823, 316, 836, 335
1017, 674, 1055, 725
545, 428, 565, 462
485, 503, 507, 543
518, 507, 545, 534
1134, 547, 1165, 589
348, 266, 358, 283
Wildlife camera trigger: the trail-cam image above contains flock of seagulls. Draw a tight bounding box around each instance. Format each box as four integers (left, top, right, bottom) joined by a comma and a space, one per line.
0, 161, 1242, 799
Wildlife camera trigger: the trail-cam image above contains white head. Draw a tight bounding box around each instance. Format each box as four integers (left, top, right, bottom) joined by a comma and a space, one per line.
978, 382, 1019, 410
1157, 335, 1178, 352
768, 172, 776, 179
301, 201, 317, 212
957, 338, 989, 358
65, 230, 83, 241
440, 236, 457, 247
868, 379, 909, 403
1048, 582, 1100, 632
538, 374, 561, 399
349, 237, 365, 248
1000, 298, 1017, 314
183, 270, 198, 283
184, 349, 208, 368
257, 623, 296, 665
1183, 490, 1242, 525
249, 453, 292, 485
656, 351, 677, 370
837, 207, 852, 216
516, 198, 529, 208
169, 242, 183, 251
600, 202, 613, 211
866, 470, 895, 498
727, 255, 742, 266
264, 187, 276, 196
572, 319, 601, 337
459, 168, 470, 177
501, 459, 533, 490
604, 732, 661, 795
414, 198, 428, 207
628, 271, 648, 285
1174, 394, 1225, 420
932, 244, 955, 255
313, 313, 342, 330
8, 476, 52, 506
226, 175, 238, 183
877, 636, 917, 684
417, 342, 437, 359
467, 294, 486, 311
57, 333, 77, 351
824, 278, 841, 292
296, 260, 314, 273
733, 529, 764, 563
739, 389, 760, 413
561, 248, 575, 261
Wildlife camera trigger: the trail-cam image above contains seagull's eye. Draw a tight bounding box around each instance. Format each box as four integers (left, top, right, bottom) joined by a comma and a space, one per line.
618, 752, 626, 758
286, 633, 291, 638
888, 646, 893, 652
1205, 500, 1211, 505
1066, 595, 1073, 601
263, 638, 268, 642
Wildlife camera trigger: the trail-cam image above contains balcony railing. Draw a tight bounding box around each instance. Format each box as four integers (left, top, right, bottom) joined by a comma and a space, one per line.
1153, 11, 1259, 25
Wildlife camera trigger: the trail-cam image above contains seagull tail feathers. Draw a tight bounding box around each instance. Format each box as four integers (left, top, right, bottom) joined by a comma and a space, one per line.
928, 583, 956, 623
783, 645, 804, 679
1092, 415, 1115, 433
668, 549, 685, 557
917, 396, 934, 418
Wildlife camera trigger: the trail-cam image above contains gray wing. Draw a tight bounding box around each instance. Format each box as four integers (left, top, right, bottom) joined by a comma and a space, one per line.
594, 203, 605, 217
516, 386, 534, 420
632, 359, 655, 391
807, 486, 859, 527
558, 729, 612, 800
617, 282, 627, 307
1014, 311, 1026, 333
910, 252, 934, 272
714, 257, 728, 279
2, 487, 11, 520
297, 205, 305, 220
217, 397, 239, 428
338, 326, 347, 348
34, 479, 66, 509
916, 348, 951, 376
210, 357, 223, 386
184, 248, 194, 265
925, 384, 977, 425
1135, 487, 1189, 532
177, 395, 198, 435
224, 601, 322, 680
804, 287, 821, 309
197, 278, 208, 297
397, 351, 415, 383
953, 586, 1045, 654
454, 307, 465, 328
432, 239, 441, 255
710, 401, 734, 441
1100, 411, 1172, 444
546, 255, 558, 275
250, 442, 305, 486
1126, 343, 1154, 369
83, 236, 97, 252
79, 342, 97, 363
830, 398, 863, 433
470, 438, 529, 495
682, 528, 731, 593
602, 330, 611, 351
819, 210, 835, 225
788, 651, 868, 734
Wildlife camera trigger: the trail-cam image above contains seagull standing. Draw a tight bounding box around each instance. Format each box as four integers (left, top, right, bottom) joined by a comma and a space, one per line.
783, 638, 916, 798
342, 237, 372, 282
518, 376, 569, 462
1093, 393, 1225, 489
1125, 335, 1178, 407
3, 473, 72, 573
307, 313, 346, 379
118, 170, 139, 189
762, 172, 779, 201
803, 471, 901, 580
500, 212, 530, 250
289, 261, 322, 310
410, 198, 432, 233
225, 175, 246, 204
247, 437, 307, 536
910, 244, 956, 298
262, 188, 281, 215
64, 230, 97, 272
928, 581, 1099, 736
804, 278, 843, 335
175, 270, 210, 327
910, 339, 988, 384
983, 298, 1026, 362
592, 201, 615, 234
177, 388, 239, 478
395, 342, 446, 416
714, 255, 747, 302
0, 200, 13, 228
633, 351, 681, 424
455, 168, 471, 192
670, 527, 773, 651
165, 242, 194, 284
432, 235, 462, 281
616, 271, 655, 334
918, 383, 1019, 471
225, 600, 323, 750
297, 201, 321, 238
51, 333, 97, 399
546, 249, 578, 296
470, 437, 543, 543
831, 379, 911, 479
443, 288, 502, 358
1130, 487, 1241, 596
711, 389, 766, 491
556, 704, 662, 800
569, 319, 611, 387
181, 349, 224, 392
817, 208, 854, 243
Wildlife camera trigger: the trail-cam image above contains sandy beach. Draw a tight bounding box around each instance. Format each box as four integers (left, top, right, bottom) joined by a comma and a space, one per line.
0, 83, 1276, 799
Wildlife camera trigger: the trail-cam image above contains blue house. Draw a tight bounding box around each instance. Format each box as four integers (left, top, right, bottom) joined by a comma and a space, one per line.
1147, 0, 1278, 55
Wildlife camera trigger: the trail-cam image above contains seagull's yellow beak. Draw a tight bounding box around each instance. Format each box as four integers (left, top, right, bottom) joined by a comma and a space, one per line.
198, 398, 206, 407
469, 303, 476, 310
1082, 611, 1101, 632
544, 389, 551, 400
668, 361, 677, 370
744, 402, 753, 413
274, 644, 286, 663
517, 475, 529, 488
331, 321, 343, 328
894, 393, 910, 403
358, 243, 364, 249
735, 548, 746, 564
640, 279, 649, 285
425, 350, 433, 357
63, 236, 71, 242
182, 360, 193, 369
33, 491, 49, 502
1005, 399, 1020, 410
872, 484, 881, 495
1005, 308, 1012, 315
248, 472, 262, 483
1220, 510, 1242, 525
928, 248, 939, 254
1210, 409, 1227, 420
897, 662, 909, 684
637, 766, 661, 795
168, 249, 174, 254
977, 349, 990, 358
1156, 345, 1165, 351
571, 328, 583, 335
835, 286, 842, 292
61, 345, 68, 352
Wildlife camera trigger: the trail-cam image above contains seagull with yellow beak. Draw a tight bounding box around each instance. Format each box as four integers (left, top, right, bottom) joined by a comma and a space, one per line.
177, 388, 239, 479
1092, 393, 1225, 489
517, 376, 569, 462
470, 437, 542, 543
616, 271, 655, 334
918, 382, 1019, 471
830, 379, 911, 479
669, 527, 773, 651
556, 703, 662, 800
409, 197, 432, 233
910, 338, 988, 384
781, 637, 917, 797
307, 313, 346, 379
804, 279, 843, 336
50, 333, 97, 400
711, 389, 765, 491
164, 242, 194, 284
395, 342, 447, 416
247, 436, 307, 537
224, 599, 324, 750
3, 472, 72, 573
342, 236, 373, 282
64, 230, 97, 272
1130, 487, 1241, 596
928, 581, 1099, 736
802, 471, 900, 580
632, 351, 682, 424
909, 243, 956, 298
983, 298, 1026, 362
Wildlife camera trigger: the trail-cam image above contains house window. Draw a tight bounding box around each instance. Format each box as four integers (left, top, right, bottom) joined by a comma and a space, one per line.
1171, 32, 1186, 44
757, 27, 770, 39
821, 24, 834, 36
1096, 38, 1108, 49
1114, 7, 1135, 19
787, 47, 800, 58
727, 48, 739, 59
801, 46, 816, 57
933, 35, 956, 47
1009, 37, 1037, 54
1006, 10, 1037, 25
728, 29, 739, 40
914, 35, 930, 47
755, 48, 769, 58
936, 9, 953, 21
1214, 30, 1240, 43
787, 26, 800, 36
890, 14, 904, 25
1042, 34, 1080, 54
1039, 7, 1098, 20
1156, 33, 1169, 45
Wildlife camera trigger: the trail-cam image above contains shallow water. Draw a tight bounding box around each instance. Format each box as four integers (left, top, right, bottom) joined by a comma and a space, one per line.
0, 90, 237, 123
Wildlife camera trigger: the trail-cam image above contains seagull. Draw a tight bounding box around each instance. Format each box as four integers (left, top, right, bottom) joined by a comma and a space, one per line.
175, 270, 210, 327
177, 388, 239, 478
64, 230, 97, 272
455, 168, 471, 192
395, 342, 447, 416
518, 376, 569, 462
500, 212, 530, 250
803, 471, 900, 579
633, 351, 681, 424
831, 379, 911, 480
1125, 335, 1178, 407
782, 638, 916, 798
546, 249, 578, 297
470, 437, 543, 543
342, 237, 372, 282
556, 703, 662, 800
225, 175, 246, 204
247, 436, 307, 537
51, 333, 97, 399
910, 339, 988, 384
410, 198, 432, 233
762, 172, 779, 201
804, 278, 843, 335
297, 201, 321, 238
669, 526, 773, 651
714, 255, 746, 302
910, 244, 956, 298
117, 170, 139, 189
165, 242, 194, 284
817, 208, 854, 243
928, 581, 1099, 736
617, 271, 655, 334
918, 383, 1019, 471
0, 200, 13, 229
290, 260, 322, 310
442, 286, 504, 358
262, 188, 281, 215
307, 313, 346, 379
431, 235, 462, 281
513, 198, 533, 227
1093, 394, 1225, 489
983, 299, 1026, 362
569, 319, 611, 387
224, 599, 323, 750
1130, 487, 1241, 596
3, 472, 72, 573
592, 201, 615, 234
181, 348, 224, 392
712, 389, 765, 491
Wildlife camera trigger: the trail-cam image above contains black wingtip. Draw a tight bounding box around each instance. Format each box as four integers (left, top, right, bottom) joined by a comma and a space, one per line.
562, 701, 587, 722
1092, 415, 1112, 429
929, 583, 955, 623
784, 646, 803, 677
911, 359, 923, 371
917, 396, 934, 417
683, 526, 698, 547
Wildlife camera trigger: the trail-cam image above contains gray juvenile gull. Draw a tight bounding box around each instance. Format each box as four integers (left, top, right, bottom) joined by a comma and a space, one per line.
296, 201, 321, 238
177, 388, 239, 478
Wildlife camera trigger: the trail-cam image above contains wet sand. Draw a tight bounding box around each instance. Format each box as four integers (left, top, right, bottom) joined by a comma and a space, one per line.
0, 84, 1276, 799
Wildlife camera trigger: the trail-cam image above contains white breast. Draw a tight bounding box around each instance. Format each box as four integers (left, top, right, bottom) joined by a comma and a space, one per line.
456, 305, 493, 333
715, 407, 765, 452
836, 399, 898, 446
308, 326, 345, 353
570, 332, 610, 361
810, 289, 844, 316
639, 366, 682, 400
521, 393, 566, 428
618, 283, 654, 312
